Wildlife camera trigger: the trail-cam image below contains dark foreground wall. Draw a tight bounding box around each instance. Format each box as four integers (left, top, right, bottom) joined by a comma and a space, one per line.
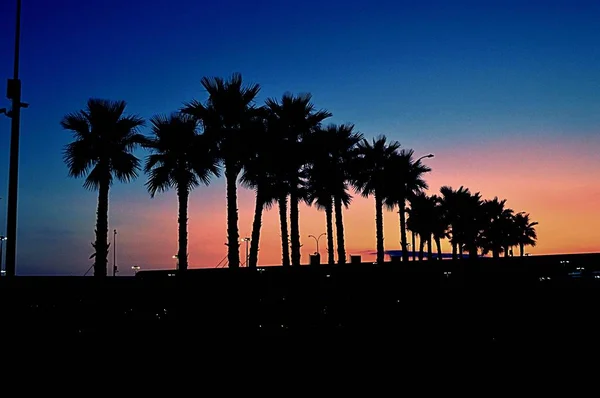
1, 254, 599, 345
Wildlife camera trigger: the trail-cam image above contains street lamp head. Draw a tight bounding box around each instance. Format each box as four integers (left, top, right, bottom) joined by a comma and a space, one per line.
426, 153, 434, 158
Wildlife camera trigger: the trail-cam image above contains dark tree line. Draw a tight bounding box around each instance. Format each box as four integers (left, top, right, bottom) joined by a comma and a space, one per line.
62, 74, 538, 276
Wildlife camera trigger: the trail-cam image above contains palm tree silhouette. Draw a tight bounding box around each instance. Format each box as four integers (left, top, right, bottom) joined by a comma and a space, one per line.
240, 112, 282, 268
352, 136, 401, 264
384, 149, 431, 262
143, 113, 220, 271
406, 192, 437, 260
514, 212, 538, 257
61, 99, 144, 276
430, 194, 449, 260
440, 186, 482, 260
478, 197, 514, 259
182, 73, 262, 268
305, 124, 362, 265
265, 93, 331, 266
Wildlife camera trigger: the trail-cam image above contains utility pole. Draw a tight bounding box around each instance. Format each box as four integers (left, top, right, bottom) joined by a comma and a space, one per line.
113, 229, 117, 276
3, 0, 27, 277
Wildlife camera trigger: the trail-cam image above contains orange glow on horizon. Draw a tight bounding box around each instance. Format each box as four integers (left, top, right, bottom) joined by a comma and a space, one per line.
113, 135, 600, 271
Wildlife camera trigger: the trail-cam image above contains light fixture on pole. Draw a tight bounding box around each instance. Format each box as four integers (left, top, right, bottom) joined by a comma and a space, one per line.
308, 233, 326, 257
0, 236, 7, 275
113, 229, 118, 276
3, 0, 28, 277
240, 237, 251, 266
131, 265, 141, 275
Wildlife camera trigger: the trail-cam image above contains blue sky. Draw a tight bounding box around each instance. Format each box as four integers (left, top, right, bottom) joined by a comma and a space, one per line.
0, 0, 599, 274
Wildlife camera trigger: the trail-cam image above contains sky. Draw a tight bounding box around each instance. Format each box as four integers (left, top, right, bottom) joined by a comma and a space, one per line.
0, 0, 599, 275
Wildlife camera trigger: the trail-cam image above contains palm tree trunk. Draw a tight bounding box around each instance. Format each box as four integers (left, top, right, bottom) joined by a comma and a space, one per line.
427, 236, 433, 261
459, 244, 464, 259
412, 232, 416, 261
94, 179, 110, 277
399, 201, 409, 263
325, 200, 335, 265
248, 190, 264, 269
225, 166, 240, 268
435, 236, 442, 261
289, 190, 301, 266
177, 184, 189, 271
278, 195, 290, 267
452, 241, 457, 260
493, 250, 500, 259
419, 237, 425, 261
519, 242, 524, 257
334, 195, 346, 265
469, 244, 478, 261
375, 193, 384, 264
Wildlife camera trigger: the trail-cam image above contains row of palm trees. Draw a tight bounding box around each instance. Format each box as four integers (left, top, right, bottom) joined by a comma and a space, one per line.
62, 73, 537, 277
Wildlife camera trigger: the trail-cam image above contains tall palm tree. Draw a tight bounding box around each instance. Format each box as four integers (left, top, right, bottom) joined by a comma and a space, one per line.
240, 113, 282, 268
62, 99, 144, 277
383, 149, 431, 262
514, 212, 538, 256
352, 136, 401, 264
182, 73, 262, 268
305, 124, 361, 265
265, 93, 331, 266
143, 113, 220, 271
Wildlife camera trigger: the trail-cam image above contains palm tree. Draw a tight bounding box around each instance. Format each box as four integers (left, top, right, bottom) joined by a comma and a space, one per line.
240, 113, 282, 268
406, 192, 437, 260
352, 136, 401, 264
440, 186, 482, 260
431, 195, 449, 260
265, 93, 331, 266
514, 212, 538, 256
305, 124, 362, 265
478, 197, 514, 259
182, 73, 262, 268
143, 113, 220, 271
383, 149, 431, 262
62, 99, 144, 277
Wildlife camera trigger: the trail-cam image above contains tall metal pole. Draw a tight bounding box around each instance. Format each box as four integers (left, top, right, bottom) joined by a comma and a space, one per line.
5, 0, 24, 277
113, 229, 117, 276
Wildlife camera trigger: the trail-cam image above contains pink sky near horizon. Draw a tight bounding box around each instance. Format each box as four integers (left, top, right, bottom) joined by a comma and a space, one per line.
104, 134, 600, 272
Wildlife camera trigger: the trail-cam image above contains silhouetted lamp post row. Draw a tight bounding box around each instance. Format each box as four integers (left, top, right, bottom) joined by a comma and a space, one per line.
1, 0, 27, 277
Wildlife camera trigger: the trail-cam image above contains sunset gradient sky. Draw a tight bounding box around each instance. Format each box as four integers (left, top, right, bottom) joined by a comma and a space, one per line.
0, 0, 598, 275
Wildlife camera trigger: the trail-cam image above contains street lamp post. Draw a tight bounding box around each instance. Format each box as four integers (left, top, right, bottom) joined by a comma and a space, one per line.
0, 236, 6, 274
113, 229, 117, 276
308, 233, 326, 257
3, 0, 28, 277
240, 237, 251, 266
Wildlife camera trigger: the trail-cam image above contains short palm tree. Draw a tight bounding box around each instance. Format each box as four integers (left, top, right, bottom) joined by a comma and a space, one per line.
143, 113, 220, 271
352, 136, 401, 264
514, 212, 538, 256
182, 73, 262, 268
62, 99, 144, 277
383, 149, 431, 262
478, 197, 514, 259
